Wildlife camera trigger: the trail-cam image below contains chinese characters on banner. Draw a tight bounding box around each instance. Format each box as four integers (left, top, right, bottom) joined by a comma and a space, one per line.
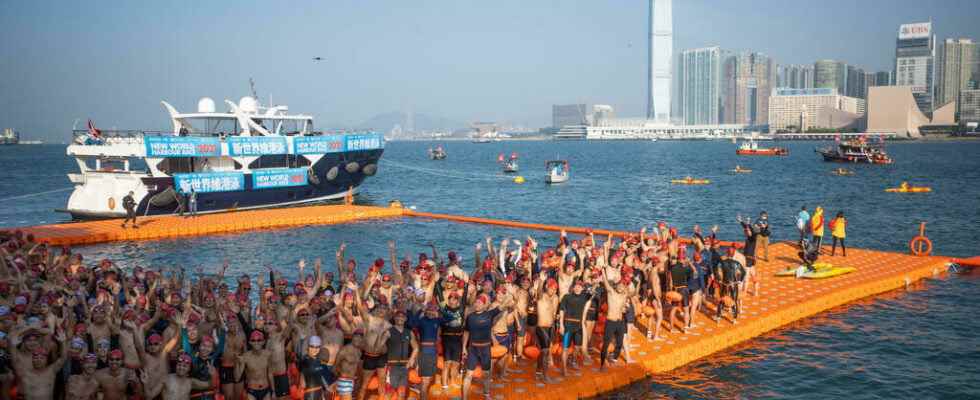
252, 168, 308, 190
227, 137, 288, 156
145, 137, 221, 157
344, 133, 384, 151
293, 135, 346, 154
173, 172, 245, 193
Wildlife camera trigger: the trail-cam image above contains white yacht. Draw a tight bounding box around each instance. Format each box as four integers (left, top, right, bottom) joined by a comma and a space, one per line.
62, 96, 384, 219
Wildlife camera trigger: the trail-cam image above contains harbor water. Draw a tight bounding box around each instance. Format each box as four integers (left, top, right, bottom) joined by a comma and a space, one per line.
1, 140, 978, 399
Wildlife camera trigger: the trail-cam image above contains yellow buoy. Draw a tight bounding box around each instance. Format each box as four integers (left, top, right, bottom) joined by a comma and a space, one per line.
514, 176, 525, 184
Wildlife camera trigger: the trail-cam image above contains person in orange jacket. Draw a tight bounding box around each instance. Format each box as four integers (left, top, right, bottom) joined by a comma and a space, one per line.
830, 211, 847, 257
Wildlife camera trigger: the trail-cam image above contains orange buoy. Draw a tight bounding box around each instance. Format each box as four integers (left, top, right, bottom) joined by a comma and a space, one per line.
491, 345, 507, 358
471, 366, 484, 379
289, 386, 302, 400
523, 346, 541, 359
666, 291, 682, 303
367, 375, 380, 390
721, 295, 735, 308
408, 368, 423, 384
909, 222, 932, 256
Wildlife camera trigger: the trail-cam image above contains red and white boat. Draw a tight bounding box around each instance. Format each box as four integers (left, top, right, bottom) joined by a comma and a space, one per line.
736, 139, 788, 156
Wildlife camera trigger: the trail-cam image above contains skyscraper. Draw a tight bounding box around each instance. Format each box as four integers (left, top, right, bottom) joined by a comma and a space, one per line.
938, 38, 976, 111
777, 64, 814, 89
723, 52, 774, 125
678, 46, 728, 125
845, 64, 867, 99
648, 0, 672, 122
814, 60, 842, 90
872, 71, 892, 86
895, 21, 936, 114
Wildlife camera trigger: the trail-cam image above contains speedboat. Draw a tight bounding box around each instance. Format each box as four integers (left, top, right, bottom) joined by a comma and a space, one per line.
499, 152, 518, 173
61, 96, 384, 219
428, 146, 447, 160
545, 160, 569, 184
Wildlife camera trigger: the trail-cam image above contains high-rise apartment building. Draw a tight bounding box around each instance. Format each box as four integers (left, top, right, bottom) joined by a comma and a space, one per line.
647, 0, 672, 122
777, 64, 814, 89
814, 60, 842, 90
845, 65, 867, 99
678, 46, 728, 125
724, 52, 775, 125
871, 71, 892, 86
938, 38, 976, 111
895, 21, 936, 114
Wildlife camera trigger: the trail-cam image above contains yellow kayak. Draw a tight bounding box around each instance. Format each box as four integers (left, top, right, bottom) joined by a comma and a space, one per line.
885, 187, 931, 193
775, 262, 856, 279
831, 168, 854, 176
730, 168, 752, 174
671, 178, 710, 185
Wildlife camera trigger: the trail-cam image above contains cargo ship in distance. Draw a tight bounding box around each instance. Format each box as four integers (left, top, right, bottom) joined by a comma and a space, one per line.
62, 96, 384, 219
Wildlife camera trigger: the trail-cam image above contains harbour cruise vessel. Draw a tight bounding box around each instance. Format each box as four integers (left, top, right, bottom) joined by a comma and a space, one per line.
1, 128, 19, 145
62, 96, 384, 219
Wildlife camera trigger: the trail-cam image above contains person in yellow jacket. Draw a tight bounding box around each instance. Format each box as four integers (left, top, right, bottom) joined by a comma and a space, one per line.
830, 211, 847, 257
810, 206, 825, 252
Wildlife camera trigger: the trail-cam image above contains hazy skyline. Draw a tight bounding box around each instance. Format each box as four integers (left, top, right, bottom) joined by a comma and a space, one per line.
2, 0, 979, 141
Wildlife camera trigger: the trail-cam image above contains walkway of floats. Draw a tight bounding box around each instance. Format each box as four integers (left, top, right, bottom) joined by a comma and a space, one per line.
13, 204, 974, 399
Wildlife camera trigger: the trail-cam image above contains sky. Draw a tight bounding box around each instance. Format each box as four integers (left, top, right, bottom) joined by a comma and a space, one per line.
2, 0, 979, 141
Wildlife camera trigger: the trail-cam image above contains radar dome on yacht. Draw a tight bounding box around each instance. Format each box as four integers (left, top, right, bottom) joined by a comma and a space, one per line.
238, 96, 259, 114
197, 97, 216, 113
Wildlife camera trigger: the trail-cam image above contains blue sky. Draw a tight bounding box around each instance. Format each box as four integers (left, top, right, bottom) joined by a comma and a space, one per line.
2, 0, 978, 141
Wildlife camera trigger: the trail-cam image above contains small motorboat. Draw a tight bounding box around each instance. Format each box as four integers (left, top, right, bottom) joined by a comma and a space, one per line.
831, 167, 855, 176
545, 160, 569, 184
885, 182, 931, 193
671, 176, 710, 185
736, 139, 788, 156
499, 152, 519, 173
729, 165, 752, 174
428, 146, 447, 160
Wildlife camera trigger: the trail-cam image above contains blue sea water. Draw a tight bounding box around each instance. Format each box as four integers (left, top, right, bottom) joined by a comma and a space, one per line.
1, 140, 979, 399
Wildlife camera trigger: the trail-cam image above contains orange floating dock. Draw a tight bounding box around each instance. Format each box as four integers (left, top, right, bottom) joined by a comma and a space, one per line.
6, 205, 958, 399
15, 205, 403, 246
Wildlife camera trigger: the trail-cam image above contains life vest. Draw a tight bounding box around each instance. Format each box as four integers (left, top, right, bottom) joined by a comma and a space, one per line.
831, 217, 846, 238
811, 208, 824, 236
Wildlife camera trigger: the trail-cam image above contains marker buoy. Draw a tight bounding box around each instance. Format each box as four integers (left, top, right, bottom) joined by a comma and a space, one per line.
514, 176, 525, 184
908, 222, 932, 256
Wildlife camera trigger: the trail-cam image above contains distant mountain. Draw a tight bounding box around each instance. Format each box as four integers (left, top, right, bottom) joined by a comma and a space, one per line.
354, 111, 463, 133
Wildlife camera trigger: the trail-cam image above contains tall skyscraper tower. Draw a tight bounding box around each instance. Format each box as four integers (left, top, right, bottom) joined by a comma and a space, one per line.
679, 46, 728, 125
938, 38, 976, 110
895, 21, 936, 114
648, 0, 672, 122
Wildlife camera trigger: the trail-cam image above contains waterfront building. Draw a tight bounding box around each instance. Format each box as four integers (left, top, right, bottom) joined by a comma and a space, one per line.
592, 104, 615, 125
552, 104, 589, 129
866, 86, 930, 138
777, 64, 814, 89
768, 88, 865, 132
648, 0, 672, 122
723, 52, 774, 125
895, 21, 936, 115
585, 118, 758, 139
938, 38, 976, 115
678, 46, 728, 125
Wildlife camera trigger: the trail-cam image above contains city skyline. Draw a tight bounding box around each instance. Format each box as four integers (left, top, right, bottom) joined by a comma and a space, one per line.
2, 0, 980, 141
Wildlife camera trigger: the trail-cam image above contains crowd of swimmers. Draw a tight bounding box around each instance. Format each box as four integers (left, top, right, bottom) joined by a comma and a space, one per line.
0, 218, 779, 400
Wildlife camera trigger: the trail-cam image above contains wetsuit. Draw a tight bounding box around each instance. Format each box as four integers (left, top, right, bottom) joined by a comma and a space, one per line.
385, 326, 414, 389
440, 305, 465, 365
464, 308, 501, 372
409, 311, 442, 378
716, 258, 746, 320
559, 292, 588, 348
122, 194, 137, 227
298, 355, 335, 400
669, 263, 692, 307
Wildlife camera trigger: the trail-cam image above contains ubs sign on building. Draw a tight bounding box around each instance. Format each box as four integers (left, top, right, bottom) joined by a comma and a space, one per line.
895, 22, 936, 115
